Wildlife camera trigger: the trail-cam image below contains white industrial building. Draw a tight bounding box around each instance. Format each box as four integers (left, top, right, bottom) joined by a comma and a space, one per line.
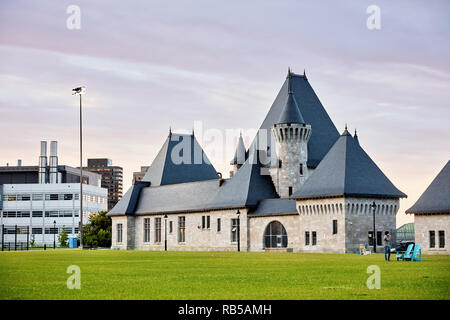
0, 141, 107, 246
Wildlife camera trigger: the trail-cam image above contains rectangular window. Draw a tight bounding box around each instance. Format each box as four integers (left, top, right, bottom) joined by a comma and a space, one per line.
64, 227, 73, 234
117, 224, 123, 243
288, 186, 293, 196
217, 218, 221, 232
20, 194, 31, 201
299, 163, 303, 175
32, 211, 43, 218
312, 231, 317, 246
305, 231, 310, 245
4, 211, 17, 218
377, 231, 382, 246
60, 211, 72, 217
144, 218, 150, 243
32, 194, 43, 200
64, 194, 73, 200
206, 216, 210, 229
178, 216, 186, 243
438, 231, 445, 248
45, 227, 58, 235
429, 231, 435, 248
154, 218, 162, 243
32, 228, 42, 235
7, 195, 16, 201
202, 216, 206, 229
17, 211, 30, 218
74, 194, 80, 200
74, 210, 79, 217
368, 231, 374, 246
45, 194, 59, 201
231, 218, 239, 243
169, 221, 173, 233
332, 220, 338, 234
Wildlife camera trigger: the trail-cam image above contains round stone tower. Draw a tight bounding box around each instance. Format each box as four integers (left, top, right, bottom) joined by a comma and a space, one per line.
270, 70, 311, 197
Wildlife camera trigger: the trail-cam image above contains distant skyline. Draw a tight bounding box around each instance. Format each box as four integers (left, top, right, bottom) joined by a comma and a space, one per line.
1, 0, 449, 226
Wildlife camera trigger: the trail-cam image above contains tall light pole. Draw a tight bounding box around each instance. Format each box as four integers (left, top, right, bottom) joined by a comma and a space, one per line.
164, 214, 168, 251
72, 86, 86, 248
53, 220, 56, 249
371, 201, 377, 253
236, 209, 241, 252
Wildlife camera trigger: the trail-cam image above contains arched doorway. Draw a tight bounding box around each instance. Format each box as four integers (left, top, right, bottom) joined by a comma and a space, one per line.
264, 221, 288, 248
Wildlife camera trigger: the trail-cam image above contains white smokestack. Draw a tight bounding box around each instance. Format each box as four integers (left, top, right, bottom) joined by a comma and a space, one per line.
39, 141, 47, 184
49, 141, 58, 184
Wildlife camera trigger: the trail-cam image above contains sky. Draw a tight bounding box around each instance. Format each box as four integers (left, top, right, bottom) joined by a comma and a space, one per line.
0, 0, 449, 226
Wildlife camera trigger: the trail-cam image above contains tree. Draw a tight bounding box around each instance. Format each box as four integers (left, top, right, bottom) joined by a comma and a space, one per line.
81, 211, 111, 247
30, 234, 36, 248
58, 227, 69, 247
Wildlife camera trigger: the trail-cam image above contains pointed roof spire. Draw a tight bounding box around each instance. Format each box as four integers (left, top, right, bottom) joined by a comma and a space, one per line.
230, 133, 247, 165
286, 67, 292, 79
354, 129, 359, 145
169, 127, 172, 136
303, 69, 307, 80
276, 75, 306, 125
342, 124, 350, 136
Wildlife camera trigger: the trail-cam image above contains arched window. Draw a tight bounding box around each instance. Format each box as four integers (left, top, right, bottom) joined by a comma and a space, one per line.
264, 221, 288, 248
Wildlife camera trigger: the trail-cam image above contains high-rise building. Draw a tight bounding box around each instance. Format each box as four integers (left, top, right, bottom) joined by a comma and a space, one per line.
132, 166, 149, 183
85, 159, 123, 210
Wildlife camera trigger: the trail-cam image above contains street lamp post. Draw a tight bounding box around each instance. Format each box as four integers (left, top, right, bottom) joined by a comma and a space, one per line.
53, 220, 56, 249
72, 86, 86, 249
164, 214, 168, 251
237, 209, 241, 252
371, 201, 377, 253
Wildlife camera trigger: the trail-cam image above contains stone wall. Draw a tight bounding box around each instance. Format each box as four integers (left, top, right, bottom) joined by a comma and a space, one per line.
111, 209, 248, 251
414, 214, 449, 254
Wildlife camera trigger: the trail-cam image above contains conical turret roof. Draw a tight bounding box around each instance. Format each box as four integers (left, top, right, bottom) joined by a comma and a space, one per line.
230, 133, 247, 165
276, 71, 306, 125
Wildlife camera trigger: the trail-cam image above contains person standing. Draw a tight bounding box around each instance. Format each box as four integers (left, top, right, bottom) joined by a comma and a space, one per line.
384, 231, 392, 261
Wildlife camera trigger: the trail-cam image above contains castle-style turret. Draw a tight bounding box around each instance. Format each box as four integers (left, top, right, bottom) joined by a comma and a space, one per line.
230, 132, 247, 177
270, 69, 311, 197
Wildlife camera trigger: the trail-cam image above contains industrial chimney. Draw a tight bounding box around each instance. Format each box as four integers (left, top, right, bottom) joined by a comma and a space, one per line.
49, 141, 58, 184
39, 141, 47, 184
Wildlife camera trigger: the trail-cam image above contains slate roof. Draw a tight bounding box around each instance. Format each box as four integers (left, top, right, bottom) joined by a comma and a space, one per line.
230, 133, 247, 165
276, 73, 306, 125
250, 71, 339, 168
248, 199, 298, 217
108, 148, 279, 216
292, 129, 407, 200
141, 133, 219, 186
406, 160, 450, 214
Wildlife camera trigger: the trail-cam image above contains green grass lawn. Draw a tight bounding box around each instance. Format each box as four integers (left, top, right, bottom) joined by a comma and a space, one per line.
0, 250, 449, 300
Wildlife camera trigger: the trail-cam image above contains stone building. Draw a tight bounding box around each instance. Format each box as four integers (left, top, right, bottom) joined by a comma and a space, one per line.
406, 160, 450, 254
107, 69, 406, 253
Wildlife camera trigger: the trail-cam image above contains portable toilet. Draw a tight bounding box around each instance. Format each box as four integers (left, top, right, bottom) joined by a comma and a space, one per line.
69, 238, 78, 248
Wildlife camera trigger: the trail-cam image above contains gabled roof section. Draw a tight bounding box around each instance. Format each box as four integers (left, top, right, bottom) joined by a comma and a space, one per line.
248, 199, 298, 217
293, 129, 407, 200
230, 132, 247, 165
211, 149, 278, 208
142, 133, 219, 186
406, 160, 450, 214
251, 70, 339, 168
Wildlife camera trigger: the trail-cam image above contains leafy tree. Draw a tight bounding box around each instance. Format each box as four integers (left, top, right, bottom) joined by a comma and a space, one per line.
58, 227, 69, 247
30, 234, 36, 248
81, 211, 112, 247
